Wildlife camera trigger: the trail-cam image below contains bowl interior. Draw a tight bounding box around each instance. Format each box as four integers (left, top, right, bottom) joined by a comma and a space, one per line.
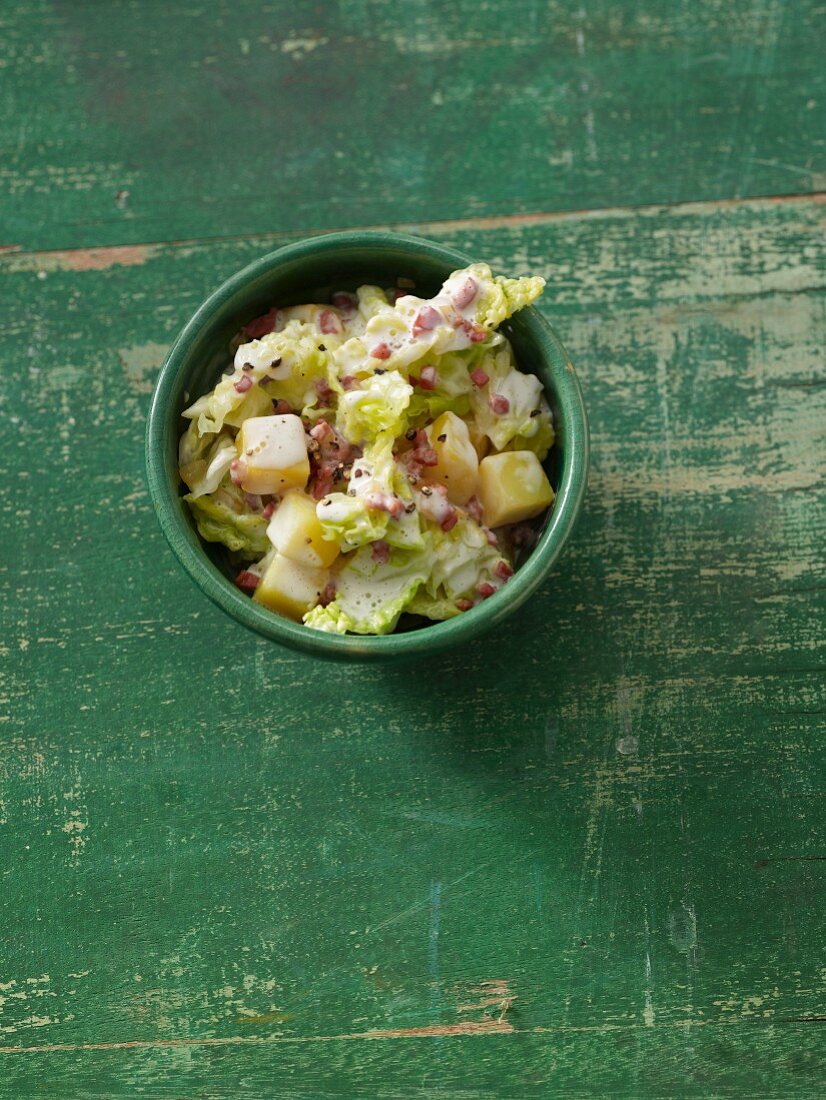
146, 232, 588, 661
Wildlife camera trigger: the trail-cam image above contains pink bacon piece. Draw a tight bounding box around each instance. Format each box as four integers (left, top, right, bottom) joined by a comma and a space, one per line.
243, 308, 279, 338
412, 305, 442, 337
451, 276, 478, 309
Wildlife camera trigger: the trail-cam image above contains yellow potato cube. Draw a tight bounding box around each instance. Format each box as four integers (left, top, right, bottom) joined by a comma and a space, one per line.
427, 411, 479, 504
478, 450, 554, 528
237, 414, 309, 496
253, 553, 328, 621
267, 491, 340, 569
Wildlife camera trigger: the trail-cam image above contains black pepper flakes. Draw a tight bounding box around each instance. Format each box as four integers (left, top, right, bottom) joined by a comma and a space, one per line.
318, 344, 326, 352
405, 429, 417, 441
242, 362, 254, 371
530, 408, 541, 418
270, 357, 282, 368
437, 433, 447, 442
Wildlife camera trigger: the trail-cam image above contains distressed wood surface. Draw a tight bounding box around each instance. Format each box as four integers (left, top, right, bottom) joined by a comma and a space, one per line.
1, 196, 824, 1096
1, 0, 825, 250
2, 0, 826, 1093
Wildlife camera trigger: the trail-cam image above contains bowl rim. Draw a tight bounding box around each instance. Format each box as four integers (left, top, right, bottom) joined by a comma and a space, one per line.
145, 229, 589, 660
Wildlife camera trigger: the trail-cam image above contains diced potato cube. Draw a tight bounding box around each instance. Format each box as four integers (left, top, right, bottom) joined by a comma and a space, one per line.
267, 491, 340, 568
253, 553, 328, 621
478, 450, 554, 528
237, 414, 309, 495
427, 411, 479, 504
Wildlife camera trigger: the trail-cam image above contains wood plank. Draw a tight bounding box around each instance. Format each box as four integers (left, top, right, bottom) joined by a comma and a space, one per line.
0, 197, 824, 1095
1, 1, 824, 250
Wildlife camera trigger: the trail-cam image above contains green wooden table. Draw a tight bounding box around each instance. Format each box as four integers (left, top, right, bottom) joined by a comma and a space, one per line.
2, 2, 824, 1095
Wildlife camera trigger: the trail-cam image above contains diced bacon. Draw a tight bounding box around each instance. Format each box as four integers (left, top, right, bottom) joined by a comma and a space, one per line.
370, 342, 392, 360
485, 528, 498, 547
341, 374, 357, 390
456, 598, 474, 612
440, 507, 458, 532
314, 378, 334, 405
318, 309, 342, 335
494, 560, 514, 580
332, 292, 357, 313
413, 428, 438, 467
243, 308, 279, 338
230, 459, 246, 486
235, 570, 260, 591
243, 493, 261, 511
419, 365, 437, 391
319, 580, 337, 607
465, 496, 484, 524
261, 501, 276, 520
371, 540, 391, 564
412, 305, 442, 337
489, 393, 510, 415
452, 276, 478, 309
364, 491, 404, 518
468, 324, 488, 343
272, 399, 292, 415
310, 420, 333, 442
233, 374, 253, 394
477, 581, 496, 598
470, 367, 489, 387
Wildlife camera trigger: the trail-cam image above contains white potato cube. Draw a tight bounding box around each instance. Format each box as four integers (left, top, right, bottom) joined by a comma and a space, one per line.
427, 411, 479, 504
478, 450, 554, 528
267, 491, 340, 569
253, 553, 328, 621
237, 414, 309, 496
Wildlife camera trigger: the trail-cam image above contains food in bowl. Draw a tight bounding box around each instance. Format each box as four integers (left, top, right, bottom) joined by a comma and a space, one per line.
178, 263, 556, 635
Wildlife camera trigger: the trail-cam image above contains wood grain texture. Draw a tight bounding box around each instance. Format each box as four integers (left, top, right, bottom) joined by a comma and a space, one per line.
1, 0, 825, 250
1, 196, 824, 1096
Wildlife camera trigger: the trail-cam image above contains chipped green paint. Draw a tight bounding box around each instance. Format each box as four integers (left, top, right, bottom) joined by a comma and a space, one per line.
1, 0, 825, 1091
1, 1, 825, 249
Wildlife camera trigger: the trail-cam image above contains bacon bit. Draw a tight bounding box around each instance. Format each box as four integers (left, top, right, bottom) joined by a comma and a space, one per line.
440, 506, 458, 532
470, 367, 489, 387
468, 324, 488, 343
310, 420, 333, 442
452, 276, 478, 309
477, 581, 496, 598
494, 560, 514, 580
371, 539, 391, 564
243, 493, 261, 511
261, 501, 276, 520
314, 378, 334, 403
412, 305, 442, 337
456, 598, 474, 612
272, 399, 292, 415
414, 428, 439, 466
364, 491, 404, 518
341, 374, 357, 390
235, 570, 260, 591
489, 393, 510, 415
243, 308, 279, 338
465, 496, 484, 524
230, 459, 246, 486
419, 365, 437, 391
485, 528, 498, 547
332, 291, 357, 313
318, 309, 342, 335
370, 342, 392, 360
319, 580, 337, 607
233, 374, 253, 394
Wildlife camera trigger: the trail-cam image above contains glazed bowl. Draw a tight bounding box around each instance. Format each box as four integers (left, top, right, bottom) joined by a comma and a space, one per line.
145, 230, 588, 661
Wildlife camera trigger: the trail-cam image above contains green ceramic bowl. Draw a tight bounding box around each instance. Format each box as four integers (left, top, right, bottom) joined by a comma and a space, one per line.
145, 231, 588, 661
